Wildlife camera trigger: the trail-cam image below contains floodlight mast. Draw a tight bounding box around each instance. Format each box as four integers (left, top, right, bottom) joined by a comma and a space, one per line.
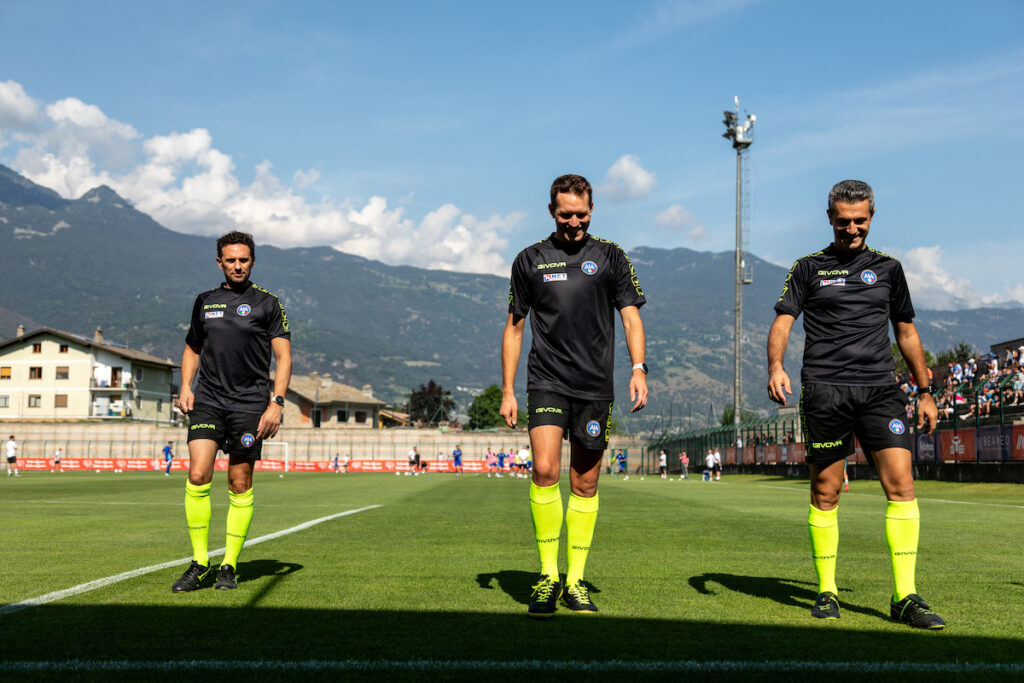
721, 96, 755, 438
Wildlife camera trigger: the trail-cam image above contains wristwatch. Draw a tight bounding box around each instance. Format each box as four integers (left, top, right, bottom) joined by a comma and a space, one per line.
273, 395, 285, 407
917, 385, 934, 395
632, 363, 649, 375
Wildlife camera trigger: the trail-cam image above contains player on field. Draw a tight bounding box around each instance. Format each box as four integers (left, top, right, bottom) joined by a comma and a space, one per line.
452, 444, 464, 475
172, 231, 291, 592
53, 447, 63, 472
163, 441, 174, 476
767, 180, 944, 629
678, 451, 689, 480
501, 174, 648, 617
658, 449, 668, 479
6, 435, 19, 477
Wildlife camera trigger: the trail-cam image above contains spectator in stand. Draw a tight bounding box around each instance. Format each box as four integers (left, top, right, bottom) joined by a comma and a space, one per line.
964, 358, 977, 382
952, 362, 963, 383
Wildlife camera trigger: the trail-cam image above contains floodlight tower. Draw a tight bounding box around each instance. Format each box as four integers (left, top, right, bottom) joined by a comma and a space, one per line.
722, 96, 755, 435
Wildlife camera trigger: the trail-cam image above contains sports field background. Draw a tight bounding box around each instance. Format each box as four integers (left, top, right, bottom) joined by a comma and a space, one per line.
1, 470, 1021, 681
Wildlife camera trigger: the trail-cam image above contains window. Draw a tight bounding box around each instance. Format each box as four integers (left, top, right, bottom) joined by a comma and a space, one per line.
0, 395, 8, 408
355, 410, 368, 424
32, 342, 41, 353
56, 366, 69, 380
28, 395, 41, 408
337, 410, 348, 423
59, 344, 69, 353
55, 394, 68, 408
134, 367, 144, 382
0, 367, 10, 380
29, 367, 42, 379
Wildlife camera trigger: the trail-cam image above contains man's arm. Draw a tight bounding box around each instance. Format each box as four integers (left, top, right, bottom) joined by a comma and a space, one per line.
499, 313, 525, 428
258, 337, 291, 439
894, 320, 937, 435
177, 344, 201, 414
767, 314, 796, 405
619, 305, 648, 412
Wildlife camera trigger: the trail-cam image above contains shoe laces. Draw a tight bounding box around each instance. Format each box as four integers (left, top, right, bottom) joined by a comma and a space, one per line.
566, 581, 593, 605
184, 561, 206, 579
531, 576, 557, 601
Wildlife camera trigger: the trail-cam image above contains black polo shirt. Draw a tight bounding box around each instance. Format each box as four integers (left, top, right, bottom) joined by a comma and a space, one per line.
509, 233, 645, 400
185, 282, 290, 413
774, 245, 915, 386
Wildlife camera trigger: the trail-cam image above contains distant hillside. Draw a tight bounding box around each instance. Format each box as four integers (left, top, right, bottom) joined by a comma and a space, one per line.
0, 165, 1019, 433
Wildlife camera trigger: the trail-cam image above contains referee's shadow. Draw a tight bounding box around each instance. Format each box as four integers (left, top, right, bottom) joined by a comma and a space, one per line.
475, 569, 601, 605
688, 572, 889, 620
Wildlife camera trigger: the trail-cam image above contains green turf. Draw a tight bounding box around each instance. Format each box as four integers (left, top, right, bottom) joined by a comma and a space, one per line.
0, 471, 1021, 681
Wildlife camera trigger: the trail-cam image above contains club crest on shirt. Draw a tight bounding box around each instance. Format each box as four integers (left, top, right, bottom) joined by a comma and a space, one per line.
581, 260, 598, 276
888, 419, 905, 435
861, 270, 877, 285
240, 433, 255, 447
205, 311, 224, 319
236, 303, 252, 316
586, 420, 601, 437
543, 273, 568, 283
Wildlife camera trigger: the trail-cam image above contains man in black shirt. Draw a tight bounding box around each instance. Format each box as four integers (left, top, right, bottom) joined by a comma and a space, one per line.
172, 231, 291, 592
500, 174, 648, 617
767, 180, 943, 629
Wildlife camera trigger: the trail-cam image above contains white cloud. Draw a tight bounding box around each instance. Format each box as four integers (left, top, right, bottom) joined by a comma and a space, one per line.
890, 245, 1023, 310
0, 81, 519, 274
0, 80, 40, 131
600, 154, 656, 202
654, 203, 707, 242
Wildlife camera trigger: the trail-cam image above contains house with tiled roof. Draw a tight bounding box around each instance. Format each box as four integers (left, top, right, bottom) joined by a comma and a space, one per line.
0, 325, 177, 421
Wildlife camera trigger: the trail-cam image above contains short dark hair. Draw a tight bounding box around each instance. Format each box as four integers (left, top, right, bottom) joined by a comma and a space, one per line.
550, 174, 593, 207
828, 180, 874, 216
216, 231, 256, 259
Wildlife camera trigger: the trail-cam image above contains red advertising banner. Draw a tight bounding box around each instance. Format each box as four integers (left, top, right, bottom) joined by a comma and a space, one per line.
764, 445, 778, 463
938, 429, 976, 462
1014, 425, 1024, 461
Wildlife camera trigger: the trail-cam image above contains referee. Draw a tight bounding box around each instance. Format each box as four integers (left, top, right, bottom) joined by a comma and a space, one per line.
500, 174, 648, 617
172, 231, 291, 592
767, 180, 944, 629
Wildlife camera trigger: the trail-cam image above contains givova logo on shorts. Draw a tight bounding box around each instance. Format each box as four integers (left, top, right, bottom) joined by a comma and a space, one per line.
240, 433, 256, 447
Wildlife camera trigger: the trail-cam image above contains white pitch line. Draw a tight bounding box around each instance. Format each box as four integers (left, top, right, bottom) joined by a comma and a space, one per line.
0, 505, 380, 617
725, 482, 1024, 509
0, 659, 1021, 674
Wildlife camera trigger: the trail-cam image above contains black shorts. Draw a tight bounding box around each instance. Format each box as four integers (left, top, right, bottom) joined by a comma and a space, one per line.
527, 390, 613, 451
6, 456, 15, 464
801, 383, 912, 465
186, 404, 263, 460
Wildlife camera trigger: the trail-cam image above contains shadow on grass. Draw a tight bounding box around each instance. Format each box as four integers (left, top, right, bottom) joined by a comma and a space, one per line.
688, 573, 888, 620
475, 570, 601, 605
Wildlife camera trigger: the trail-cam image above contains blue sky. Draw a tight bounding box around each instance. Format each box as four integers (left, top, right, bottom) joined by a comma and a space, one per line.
1, 0, 1022, 308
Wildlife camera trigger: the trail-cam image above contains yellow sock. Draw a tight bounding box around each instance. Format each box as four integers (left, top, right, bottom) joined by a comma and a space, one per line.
565, 492, 599, 585
885, 499, 920, 601
529, 482, 562, 577
808, 504, 839, 595
184, 481, 212, 566
223, 487, 254, 568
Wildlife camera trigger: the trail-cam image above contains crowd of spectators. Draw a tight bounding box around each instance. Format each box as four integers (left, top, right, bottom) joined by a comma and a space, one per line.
898, 346, 1024, 423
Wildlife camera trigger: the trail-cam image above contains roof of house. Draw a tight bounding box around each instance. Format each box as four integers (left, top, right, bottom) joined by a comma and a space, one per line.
0, 327, 178, 368
283, 373, 385, 406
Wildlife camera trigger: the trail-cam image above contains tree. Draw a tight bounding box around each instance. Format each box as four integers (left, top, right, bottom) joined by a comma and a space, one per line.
935, 340, 976, 366
467, 385, 527, 430
720, 403, 757, 426
891, 342, 936, 375
408, 379, 456, 426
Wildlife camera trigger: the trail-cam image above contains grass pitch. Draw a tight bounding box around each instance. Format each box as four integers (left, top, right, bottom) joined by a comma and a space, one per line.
0, 470, 1021, 681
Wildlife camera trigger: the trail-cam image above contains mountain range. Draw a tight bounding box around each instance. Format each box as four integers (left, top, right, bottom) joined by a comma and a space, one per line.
1, 164, 1019, 434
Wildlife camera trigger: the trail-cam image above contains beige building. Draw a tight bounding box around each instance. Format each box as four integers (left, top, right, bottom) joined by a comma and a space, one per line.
0, 325, 177, 422
282, 372, 385, 429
